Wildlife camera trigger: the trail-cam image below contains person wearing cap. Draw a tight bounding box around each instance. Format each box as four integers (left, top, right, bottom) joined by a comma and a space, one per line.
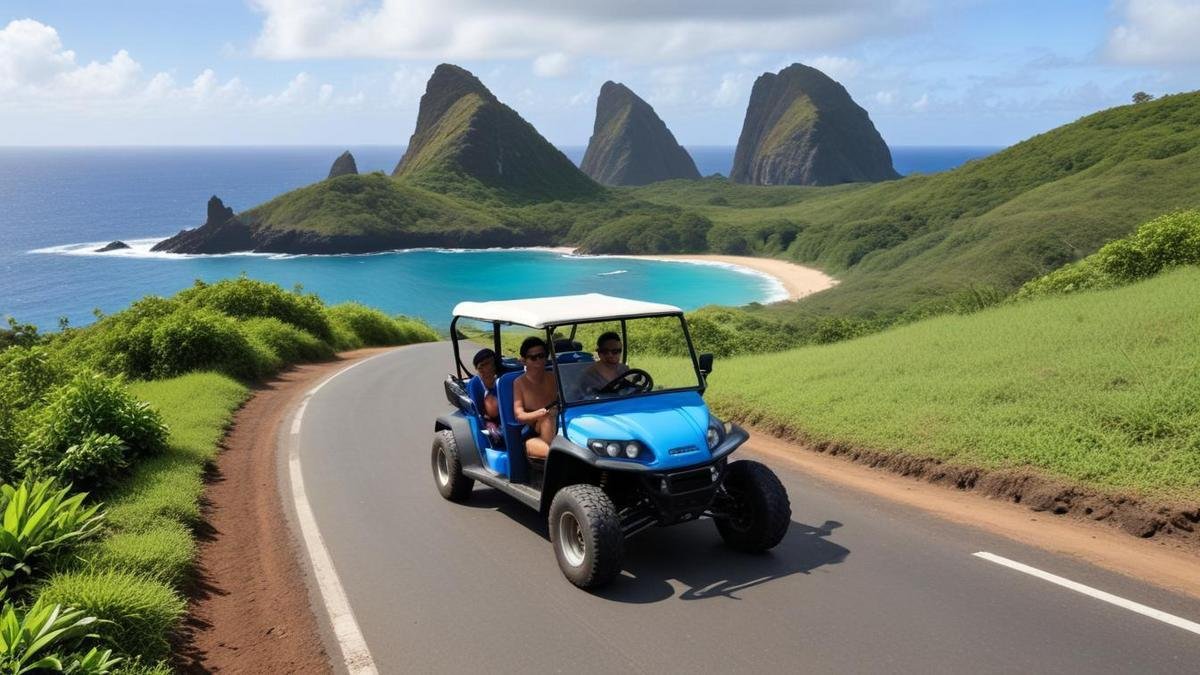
469, 348, 502, 442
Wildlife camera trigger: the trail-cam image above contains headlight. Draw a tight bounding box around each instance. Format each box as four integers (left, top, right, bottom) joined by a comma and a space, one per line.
706, 425, 722, 449
587, 439, 644, 459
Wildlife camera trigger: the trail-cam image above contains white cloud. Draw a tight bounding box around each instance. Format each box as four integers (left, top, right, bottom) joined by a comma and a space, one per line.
248, 0, 926, 61
1105, 0, 1200, 65
532, 52, 572, 78
911, 92, 929, 111
808, 55, 862, 81
874, 90, 897, 106
713, 73, 751, 107
0, 19, 141, 97
318, 83, 334, 104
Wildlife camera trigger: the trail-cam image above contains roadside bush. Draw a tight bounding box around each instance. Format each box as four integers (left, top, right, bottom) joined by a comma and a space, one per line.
327, 303, 439, 347
0, 346, 68, 410
0, 598, 120, 674
148, 308, 264, 379
38, 570, 184, 662
240, 317, 333, 364
177, 277, 333, 341
328, 318, 364, 351
0, 480, 105, 591
103, 455, 204, 533
19, 373, 167, 486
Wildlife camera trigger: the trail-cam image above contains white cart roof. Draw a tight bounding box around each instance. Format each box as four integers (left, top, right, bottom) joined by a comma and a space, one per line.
453, 294, 682, 328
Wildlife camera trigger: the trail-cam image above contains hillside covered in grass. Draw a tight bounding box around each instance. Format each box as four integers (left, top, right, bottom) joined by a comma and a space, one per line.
633, 92, 1200, 319
647, 266, 1200, 502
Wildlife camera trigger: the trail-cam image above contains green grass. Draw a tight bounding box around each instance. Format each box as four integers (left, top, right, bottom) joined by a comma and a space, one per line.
38, 569, 185, 662
643, 267, 1200, 500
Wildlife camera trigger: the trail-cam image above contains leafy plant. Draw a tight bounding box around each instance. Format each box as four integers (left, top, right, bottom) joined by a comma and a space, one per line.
0, 480, 105, 591
19, 374, 167, 487
0, 597, 119, 674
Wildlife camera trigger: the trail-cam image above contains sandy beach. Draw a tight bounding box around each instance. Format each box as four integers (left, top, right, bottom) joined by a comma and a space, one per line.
549, 247, 836, 302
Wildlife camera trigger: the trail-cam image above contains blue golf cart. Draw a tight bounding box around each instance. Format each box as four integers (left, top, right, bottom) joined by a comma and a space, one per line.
434, 294, 791, 588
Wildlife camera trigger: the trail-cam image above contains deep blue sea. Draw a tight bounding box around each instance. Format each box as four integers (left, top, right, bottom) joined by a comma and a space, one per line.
0, 145, 998, 330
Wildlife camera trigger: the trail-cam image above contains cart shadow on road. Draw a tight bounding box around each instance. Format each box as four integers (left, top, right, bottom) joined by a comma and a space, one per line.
463, 488, 849, 603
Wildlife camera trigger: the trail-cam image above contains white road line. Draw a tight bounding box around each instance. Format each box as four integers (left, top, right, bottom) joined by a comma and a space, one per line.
287, 350, 400, 674
973, 551, 1200, 636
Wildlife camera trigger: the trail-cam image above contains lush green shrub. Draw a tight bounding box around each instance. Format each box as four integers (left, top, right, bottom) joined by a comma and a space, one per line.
577, 211, 711, 254
240, 317, 334, 363
1017, 210, 1200, 299
0, 480, 105, 591
177, 277, 333, 341
328, 318, 364, 351
38, 571, 184, 662
0, 346, 68, 410
0, 598, 120, 674
148, 308, 261, 379
19, 373, 167, 486
327, 303, 439, 347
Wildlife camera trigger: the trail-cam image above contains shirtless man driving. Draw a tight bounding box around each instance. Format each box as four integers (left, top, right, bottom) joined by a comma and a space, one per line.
513, 336, 559, 460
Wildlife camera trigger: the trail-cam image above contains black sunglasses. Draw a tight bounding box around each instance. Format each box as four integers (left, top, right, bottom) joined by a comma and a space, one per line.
598, 348, 623, 355
525, 351, 547, 361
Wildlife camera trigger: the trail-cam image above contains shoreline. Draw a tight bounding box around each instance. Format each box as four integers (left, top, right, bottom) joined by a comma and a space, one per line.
554, 247, 836, 302
35, 238, 834, 304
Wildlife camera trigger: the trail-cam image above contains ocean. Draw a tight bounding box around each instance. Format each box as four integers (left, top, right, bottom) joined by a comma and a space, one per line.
0, 145, 999, 330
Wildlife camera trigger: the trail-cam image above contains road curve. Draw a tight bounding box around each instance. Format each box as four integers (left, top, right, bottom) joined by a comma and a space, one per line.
287, 343, 1200, 674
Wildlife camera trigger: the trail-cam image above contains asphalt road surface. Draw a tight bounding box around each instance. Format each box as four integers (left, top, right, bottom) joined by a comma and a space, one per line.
287, 343, 1200, 673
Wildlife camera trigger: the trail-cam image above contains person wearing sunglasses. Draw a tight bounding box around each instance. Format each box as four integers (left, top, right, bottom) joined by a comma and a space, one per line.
513, 336, 559, 460
580, 331, 630, 397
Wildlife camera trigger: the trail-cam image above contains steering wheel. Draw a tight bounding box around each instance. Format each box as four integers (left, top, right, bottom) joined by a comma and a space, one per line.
598, 368, 654, 394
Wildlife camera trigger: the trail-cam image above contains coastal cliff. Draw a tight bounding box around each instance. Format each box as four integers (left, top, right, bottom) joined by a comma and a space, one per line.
580, 82, 700, 186
152, 196, 254, 254
731, 63, 898, 186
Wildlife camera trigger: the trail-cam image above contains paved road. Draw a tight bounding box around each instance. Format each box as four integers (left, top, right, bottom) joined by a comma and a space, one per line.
288, 343, 1200, 673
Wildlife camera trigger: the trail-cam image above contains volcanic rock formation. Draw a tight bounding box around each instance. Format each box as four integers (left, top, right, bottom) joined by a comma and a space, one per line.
580, 82, 700, 186
731, 63, 898, 186
393, 63, 600, 201
328, 150, 358, 178
152, 196, 254, 254
95, 241, 130, 252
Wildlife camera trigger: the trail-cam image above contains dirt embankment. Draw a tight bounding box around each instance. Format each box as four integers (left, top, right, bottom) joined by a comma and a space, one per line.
175, 349, 389, 673
740, 423, 1200, 598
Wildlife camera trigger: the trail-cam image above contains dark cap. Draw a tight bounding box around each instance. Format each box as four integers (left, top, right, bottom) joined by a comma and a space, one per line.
472, 348, 496, 367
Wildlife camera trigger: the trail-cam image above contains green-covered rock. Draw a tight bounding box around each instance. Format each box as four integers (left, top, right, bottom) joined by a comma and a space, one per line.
731, 63, 898, 186
580, 81, 700, 186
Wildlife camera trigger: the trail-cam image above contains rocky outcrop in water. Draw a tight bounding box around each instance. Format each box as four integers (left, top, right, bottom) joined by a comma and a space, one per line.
580, 82, 700, 186
151, 196, 254, 254
328, 150, 358, 178
393, 63, 600, 201
731, 63, 898, 186
95, 241, 130, 252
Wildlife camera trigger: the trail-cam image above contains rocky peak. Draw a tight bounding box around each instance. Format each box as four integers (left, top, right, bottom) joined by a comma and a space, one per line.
151, 195, 254, 254
580, 81, 700, 186
731, 63, 898, 186
328, 150, 358, 178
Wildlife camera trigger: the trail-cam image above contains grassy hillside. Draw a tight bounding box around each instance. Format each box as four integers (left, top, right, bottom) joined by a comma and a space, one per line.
645, 267, 1200, 500
634, 91, 1200, 318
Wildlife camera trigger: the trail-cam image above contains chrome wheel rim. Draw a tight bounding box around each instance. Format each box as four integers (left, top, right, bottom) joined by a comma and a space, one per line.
436, 447, 450, 485
558, 512, 586, 567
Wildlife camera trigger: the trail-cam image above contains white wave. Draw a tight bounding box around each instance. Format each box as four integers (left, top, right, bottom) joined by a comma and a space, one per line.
29, 237, 275, 260
597, 269, 628, 276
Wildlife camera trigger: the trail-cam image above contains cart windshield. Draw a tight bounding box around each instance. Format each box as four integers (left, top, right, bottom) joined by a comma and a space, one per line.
552, 315, 702, 405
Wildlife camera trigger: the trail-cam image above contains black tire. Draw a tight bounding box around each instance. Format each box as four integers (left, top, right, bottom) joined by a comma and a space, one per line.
714, 460, 791, 552
432, 430, 473, 502
548, 484, 624, 589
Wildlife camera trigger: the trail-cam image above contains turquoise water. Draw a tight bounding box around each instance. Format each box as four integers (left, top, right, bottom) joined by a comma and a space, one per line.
1, 145, 994, 331
21, 241, 780, 330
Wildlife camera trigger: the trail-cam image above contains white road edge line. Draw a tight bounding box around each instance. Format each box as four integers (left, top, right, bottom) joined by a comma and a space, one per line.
288, 351, 396, 674
973, 551, 1200, 636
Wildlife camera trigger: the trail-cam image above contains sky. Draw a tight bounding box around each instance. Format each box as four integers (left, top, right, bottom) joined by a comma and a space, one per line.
1, 0, 1198, 147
